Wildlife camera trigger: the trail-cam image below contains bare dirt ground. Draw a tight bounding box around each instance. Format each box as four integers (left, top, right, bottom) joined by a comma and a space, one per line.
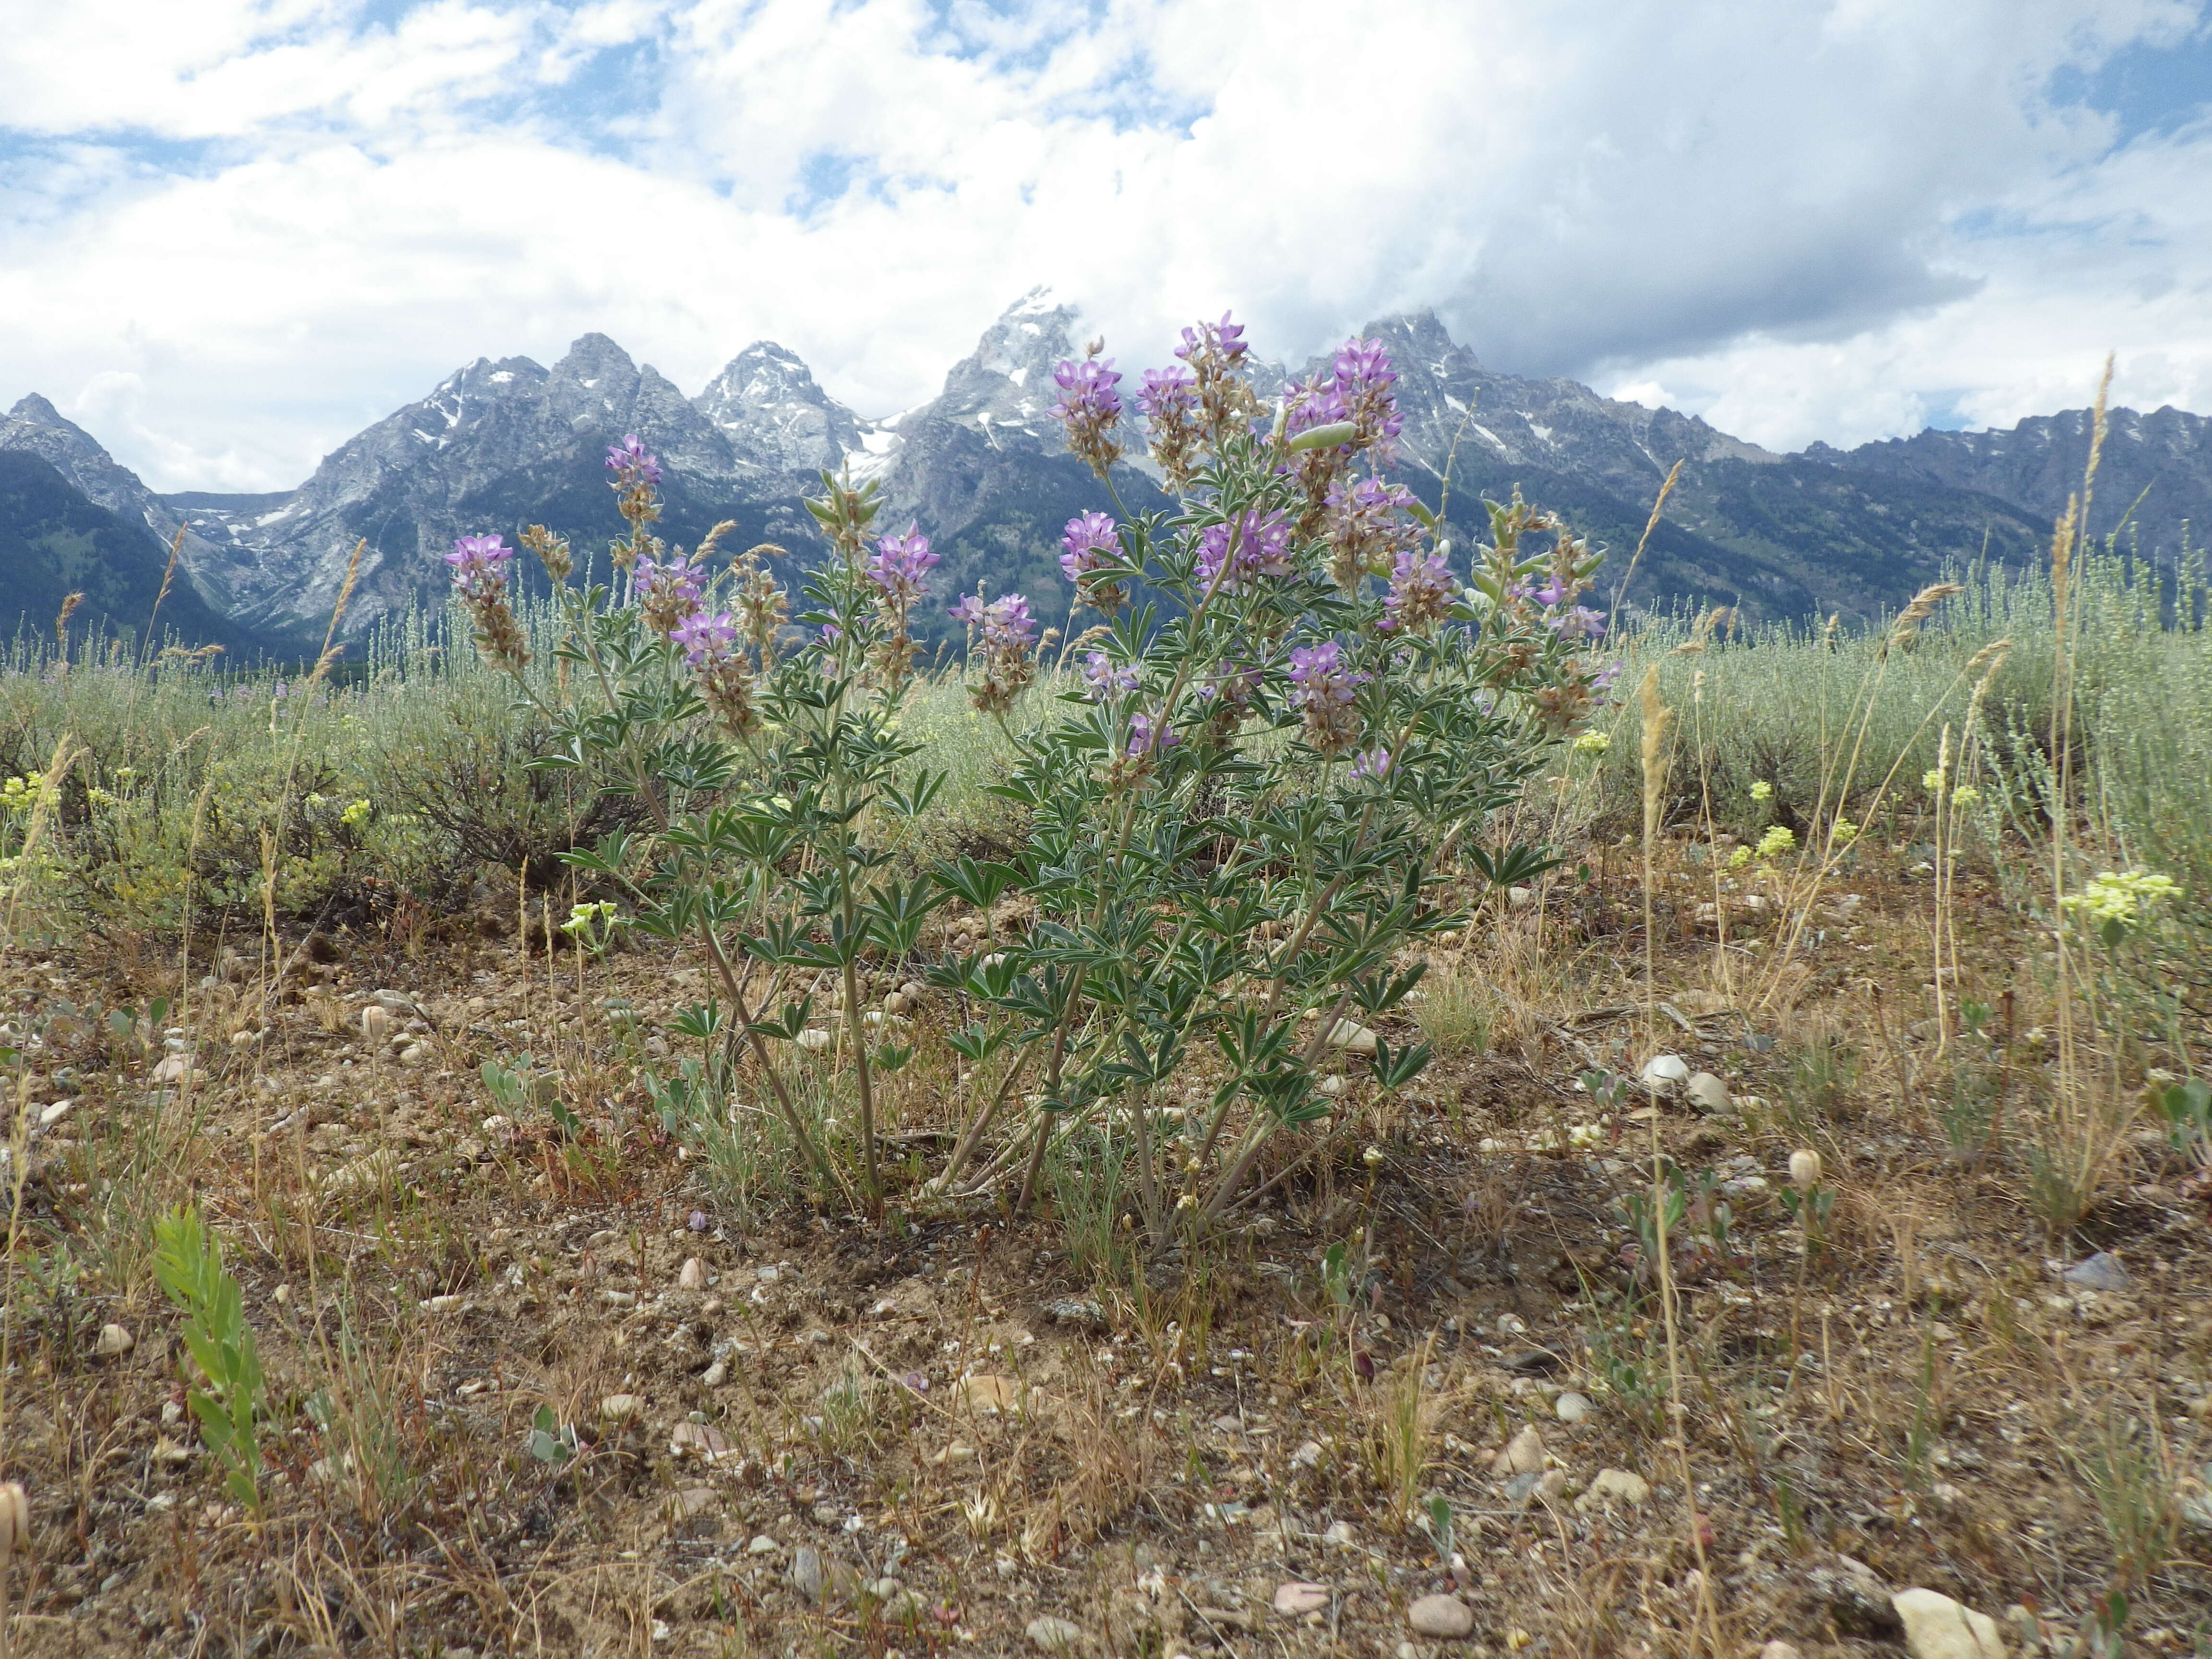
2, 846, 2209, 1659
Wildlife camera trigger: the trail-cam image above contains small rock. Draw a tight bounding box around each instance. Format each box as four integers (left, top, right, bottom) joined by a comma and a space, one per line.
670, 1421, 733, 1462
1491, 1424, 1545, 1478
1892, 1588, 2006, 1659
678, 1257, 707, 1290
1806, 1559, 1901, 1638
747, 1535, 780, 1555
672, 1486, 715, 1519
1327, 1021, 1379, 1057
397, 1043, 427, 1067
790, 1546, 827, 1602
1316, 1074, 1347, 1097
372, 989, 416, 1015
1639, 1054, 1690, 1091
1042, 1296, 1107, 1332
37, 1099, 73, 1128
420, 1295, 463, 1314
1274, 1582, 1331, 1616
1685, 1071, 1733, 1114
1026, 1615, 1085, 1653
1291, 1439, 1323, 1470
1577, 1468, 1649, 1510
1554, 1392, 1593, 1424
1503, 1470, 1543, 1504
955, 1374, 1019, 1412
600, 1393, 644, 1423
1321, 1519, 1357, 1547
2062, 1252, 2129, 1293
151, 1054, 195, 1085
701, 1360, 730, 1388
1761, 1644, 1803, 1659
1408, 1594, 1476, 1638
95, 1323, 134, 1358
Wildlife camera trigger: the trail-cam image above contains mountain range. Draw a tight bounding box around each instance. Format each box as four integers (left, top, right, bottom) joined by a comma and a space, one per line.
4, 290, 2206, 657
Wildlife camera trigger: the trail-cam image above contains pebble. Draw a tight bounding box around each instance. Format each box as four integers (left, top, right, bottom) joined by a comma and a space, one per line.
1327, 1021, 1379, 1056
679, 1257, 707, 1290
1762, 1644, 1803, 1659
1026, 1615, 1085, 1652
1892, 1588, 2006, 1659
1685, 1071, 1733, 1114
1291, 1439, 1323, 1470
746, 1535, 780, 1554
1322, 1519, 1357, 1547
790, 1546, 826, 1602
1579, 1468, 1650, 1509
95, 1323, 134, 1358
1639, 1054, 1690, 1091
599, 1393, 644, 1423
1491, 1424, 1545, 1478
1274, 1582, 1331, 1616
1553, 1391, 1593, 1423
2062, 1251, 2129, 1293
397, 1043, 427, 1067
1407, 1593, 1476, 1638
1042, 1296, 1107, 1332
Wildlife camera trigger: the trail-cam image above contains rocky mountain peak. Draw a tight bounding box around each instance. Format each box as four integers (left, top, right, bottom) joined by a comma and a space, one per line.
928, 288, 1085, 444
696, 342, 866, 477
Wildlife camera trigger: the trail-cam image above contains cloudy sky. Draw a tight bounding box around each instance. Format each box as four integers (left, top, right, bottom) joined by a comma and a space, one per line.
4, 0, 2209, 492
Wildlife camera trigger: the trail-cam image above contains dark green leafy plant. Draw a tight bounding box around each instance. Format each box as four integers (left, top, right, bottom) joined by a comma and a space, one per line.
151, 1206, 264, 1513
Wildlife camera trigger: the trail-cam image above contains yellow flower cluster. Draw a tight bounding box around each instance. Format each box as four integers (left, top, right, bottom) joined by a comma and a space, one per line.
341, 800, 373, 830
1, 773, 45, 814
1749, 780, 1773, 802
2060, 869, 2182, 926
1571, 730, 1611, 756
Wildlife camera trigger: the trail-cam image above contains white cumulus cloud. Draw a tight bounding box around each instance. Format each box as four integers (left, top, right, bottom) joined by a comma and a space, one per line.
0, 0, 2206, 488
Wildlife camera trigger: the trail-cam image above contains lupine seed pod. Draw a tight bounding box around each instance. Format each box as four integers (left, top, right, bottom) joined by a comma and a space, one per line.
1790, 1149, 1824, 1190
0, 1481, 29, 1563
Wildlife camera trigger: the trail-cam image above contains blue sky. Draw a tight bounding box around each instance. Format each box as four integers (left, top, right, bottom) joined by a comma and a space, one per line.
3, 0, 2208, 490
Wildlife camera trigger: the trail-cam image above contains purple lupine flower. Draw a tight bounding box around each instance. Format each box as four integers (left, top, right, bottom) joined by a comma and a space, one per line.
1175, 312, 1249, 367
445, 533, 514, 597
866, 526, 939, 606
948, 594, 986, 628
1591, 660, 1623, 694
979, 593, 1036, 650
668, 609, 738, 666
1323, 474, 1420, 587
1194, 509, 1295, 594
1082, 650, 1139, 701
1050, 357, 1122, 425
1127, 711, 1178, 757
1332, 336, 1403, 460
1380, 546, 1456, 635
605, 433, 662, 486
1050, 357, 1124, 477
1137, 366, 1197, 422
1513, 574, 1573, 609
1550, 604, 1608, 643
1349, 746, 1393, 780
1058, 512, 1120, 583
1284, 374, 1352, 439
1287, 639, 1368, 754
637, 552, 707, 633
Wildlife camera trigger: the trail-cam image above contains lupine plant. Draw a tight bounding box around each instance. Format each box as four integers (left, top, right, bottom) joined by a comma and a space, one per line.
447, 312, 1613, 1240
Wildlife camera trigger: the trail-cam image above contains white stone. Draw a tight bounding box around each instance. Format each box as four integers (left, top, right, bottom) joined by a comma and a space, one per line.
1026, 1615, 1085, 1652
679, 1257, 707, 1290
95, 1323, 134, 1357
1639, 1055, 1690, 1091
1274, 1582, 1331, 1616
1578, 1468, 1650, 1509
1327, 1022, 1379, 1056
1685, 1071, 1733, 1114
600, 1393, 645, 1423
1408, 1594, 1476, 1638
1892, 1588, 2006, 1659
1554, 1392, 1593, 1424
1491, 1424, 1545, 1478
